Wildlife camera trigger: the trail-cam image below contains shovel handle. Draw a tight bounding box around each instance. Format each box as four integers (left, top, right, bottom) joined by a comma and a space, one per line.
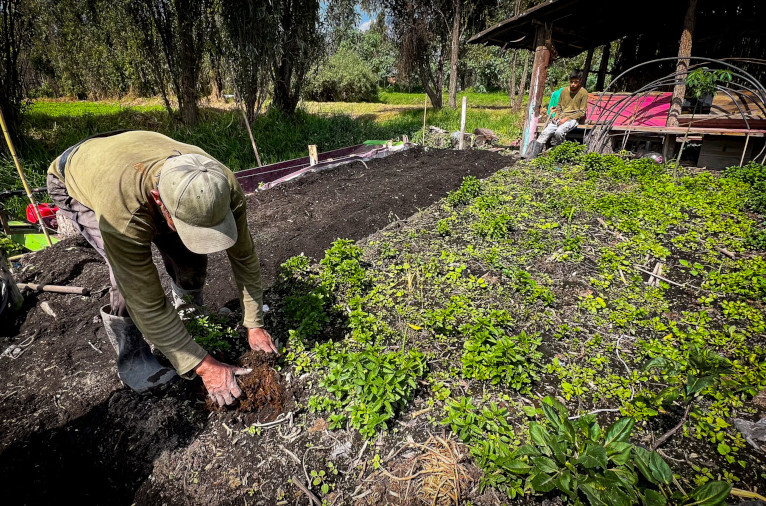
17, 283, 89, 295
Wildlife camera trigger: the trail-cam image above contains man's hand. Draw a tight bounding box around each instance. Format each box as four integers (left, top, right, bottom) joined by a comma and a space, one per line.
248, 327, 278, 354
194, 354, 252, 406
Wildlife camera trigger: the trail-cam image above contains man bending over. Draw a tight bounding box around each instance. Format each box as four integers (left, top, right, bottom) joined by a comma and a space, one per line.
47, 130, 277, 406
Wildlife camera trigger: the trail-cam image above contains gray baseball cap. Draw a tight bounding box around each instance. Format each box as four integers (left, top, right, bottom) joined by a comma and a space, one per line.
158, 154, 237, 254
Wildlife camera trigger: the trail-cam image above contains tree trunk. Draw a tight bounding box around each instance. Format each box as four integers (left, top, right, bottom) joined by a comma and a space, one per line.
582, 47, 594, 87
668, 0, 698, 127
595, 43, 610, 91
509, 50, 518, 107
448, 0, 461, 109
273, 57, 299, 116
515, 51, 530, 112
176, 0, 200, 125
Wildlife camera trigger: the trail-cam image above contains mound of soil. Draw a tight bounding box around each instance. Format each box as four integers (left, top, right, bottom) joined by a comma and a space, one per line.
205, 351, 287, 420
0, 147, 514, 504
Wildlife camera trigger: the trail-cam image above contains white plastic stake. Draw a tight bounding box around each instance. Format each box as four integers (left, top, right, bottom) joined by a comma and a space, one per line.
459, 96, 467, 150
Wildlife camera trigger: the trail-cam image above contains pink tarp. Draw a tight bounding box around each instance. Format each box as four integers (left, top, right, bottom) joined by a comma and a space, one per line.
586, 92, 672, 127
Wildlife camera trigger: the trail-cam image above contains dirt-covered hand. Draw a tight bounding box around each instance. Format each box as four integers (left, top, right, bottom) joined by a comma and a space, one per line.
194, 354, 252, 406
248, 327, 278, 354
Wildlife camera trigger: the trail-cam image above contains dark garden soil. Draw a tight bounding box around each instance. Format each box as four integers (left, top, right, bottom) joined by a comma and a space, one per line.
0, 147, 515, 505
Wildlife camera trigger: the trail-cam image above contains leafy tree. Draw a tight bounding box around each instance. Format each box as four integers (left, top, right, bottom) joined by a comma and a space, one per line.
304, 47, 378, 102
271, 0, 322, 116
125, 0, 215, 125
0, 0, 37, 144
27, 0, 148, 100
218, 1, 277, 121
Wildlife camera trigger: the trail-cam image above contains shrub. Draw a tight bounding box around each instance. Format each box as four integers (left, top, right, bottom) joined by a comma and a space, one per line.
304, 48, 378, 102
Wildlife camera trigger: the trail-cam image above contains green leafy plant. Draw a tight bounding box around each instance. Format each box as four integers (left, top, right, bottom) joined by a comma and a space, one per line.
724, 162, 766, 213
473, 210, 517, 240
744, 223, 766, 250
184, 313, 237, 353
448, 176, 483, 206
0, 234, 22, 257
461, 312, 542, 393
505, 397, 732, 505
320, 238, 367, 291
545, 142, 586, 165
442, 397, 524, 498
309, 468, 335, 495
436, 217, 452, 236
309, 345, 426, 438
642, 345, 734, 449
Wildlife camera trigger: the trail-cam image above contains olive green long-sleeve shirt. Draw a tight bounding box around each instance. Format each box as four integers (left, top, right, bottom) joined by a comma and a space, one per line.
48, 131, 264, 375
557, 87, 589, 122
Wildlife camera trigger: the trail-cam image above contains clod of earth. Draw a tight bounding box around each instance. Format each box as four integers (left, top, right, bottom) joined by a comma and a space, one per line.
205, 350, 287, 420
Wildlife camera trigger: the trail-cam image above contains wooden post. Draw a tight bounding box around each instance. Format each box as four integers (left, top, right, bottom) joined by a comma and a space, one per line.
459, 96, 467, 150
308, 145, 318, 166
422, 95, 428, 144
662, 134, 675, 163
582, 47, 594, 87
521, 24, 552, 157
1, 250, 23, 319
667, 0, 698, 127
595, 44, 611, 92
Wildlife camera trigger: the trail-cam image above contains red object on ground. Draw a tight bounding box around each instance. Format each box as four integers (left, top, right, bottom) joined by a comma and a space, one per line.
26, 203, 59, 228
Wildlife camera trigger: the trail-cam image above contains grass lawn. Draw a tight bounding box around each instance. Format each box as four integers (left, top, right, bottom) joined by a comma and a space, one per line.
2, 93, 522, 201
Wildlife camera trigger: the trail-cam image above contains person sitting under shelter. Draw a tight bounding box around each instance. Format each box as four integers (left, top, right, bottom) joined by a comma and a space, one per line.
528, 70, 588, 157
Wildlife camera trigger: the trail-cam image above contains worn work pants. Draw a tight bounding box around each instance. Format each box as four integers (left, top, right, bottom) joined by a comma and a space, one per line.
47, 174, 207, 317
536, 119, 579, 147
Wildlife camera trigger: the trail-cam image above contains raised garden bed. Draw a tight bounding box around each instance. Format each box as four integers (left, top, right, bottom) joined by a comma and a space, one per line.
2, 145, 764, 505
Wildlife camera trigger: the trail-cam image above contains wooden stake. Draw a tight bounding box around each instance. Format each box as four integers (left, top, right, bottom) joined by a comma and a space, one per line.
739, 134, 750, 167
239, 107, 262, 167
308, 145, 318, 166
459, 96, 467, 150
0, 107, 53, 247
422, 95, 428, 144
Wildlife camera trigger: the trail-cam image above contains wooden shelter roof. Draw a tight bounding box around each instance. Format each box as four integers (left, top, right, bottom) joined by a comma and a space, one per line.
469, 0, 722, 58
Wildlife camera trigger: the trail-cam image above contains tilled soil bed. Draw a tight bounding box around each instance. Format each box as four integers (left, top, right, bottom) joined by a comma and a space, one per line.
0, 147, 514, 505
